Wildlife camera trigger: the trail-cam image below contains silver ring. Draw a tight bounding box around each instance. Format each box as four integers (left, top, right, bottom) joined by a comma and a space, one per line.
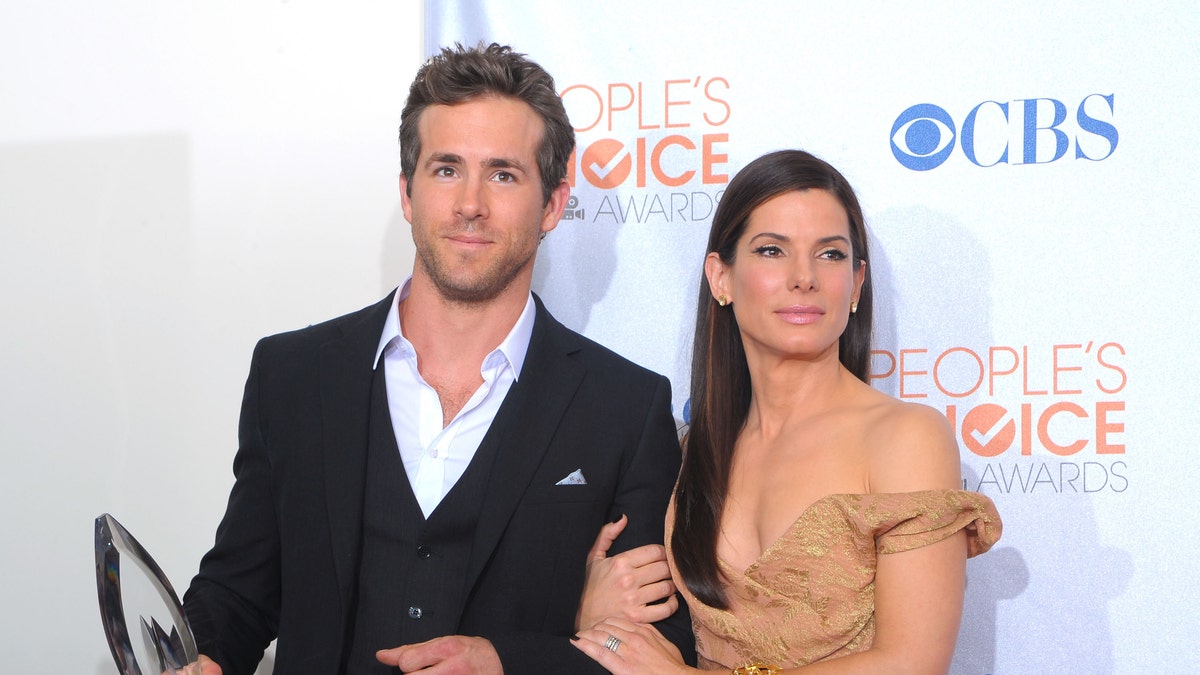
604, 634, 621, 653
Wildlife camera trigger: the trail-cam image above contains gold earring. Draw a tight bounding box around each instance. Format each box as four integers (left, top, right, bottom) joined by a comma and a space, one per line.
850, 301, 858, 314
717, 295, 729, 306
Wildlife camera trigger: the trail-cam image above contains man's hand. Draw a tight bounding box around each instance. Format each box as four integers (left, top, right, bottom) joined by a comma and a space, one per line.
575, 514, 679, 631
376, 635, 502, 674
177, 654, 222, 675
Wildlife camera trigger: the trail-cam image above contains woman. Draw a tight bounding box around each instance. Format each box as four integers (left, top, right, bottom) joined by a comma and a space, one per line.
573, 150, 1001, 673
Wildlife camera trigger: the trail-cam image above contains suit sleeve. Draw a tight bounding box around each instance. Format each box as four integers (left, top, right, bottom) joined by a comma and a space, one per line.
489, 374, 697, 671
183, 340, 281, 675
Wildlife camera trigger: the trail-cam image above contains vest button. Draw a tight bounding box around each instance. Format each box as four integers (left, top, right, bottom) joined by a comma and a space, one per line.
417, 545, 433, 559
408, 606, 423, 620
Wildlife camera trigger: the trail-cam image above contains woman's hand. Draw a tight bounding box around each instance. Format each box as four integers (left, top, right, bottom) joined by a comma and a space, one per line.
573, 617, 694, 675
576, 515, 679, 631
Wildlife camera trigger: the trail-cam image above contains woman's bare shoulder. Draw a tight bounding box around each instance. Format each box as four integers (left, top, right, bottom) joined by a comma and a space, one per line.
860, 394, 962, 493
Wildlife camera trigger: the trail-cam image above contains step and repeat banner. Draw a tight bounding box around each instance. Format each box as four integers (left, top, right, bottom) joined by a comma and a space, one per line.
431, 2, 1197, 672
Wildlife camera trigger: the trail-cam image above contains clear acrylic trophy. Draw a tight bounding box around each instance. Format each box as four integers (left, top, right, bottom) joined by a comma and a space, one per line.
95, 513, 199, 675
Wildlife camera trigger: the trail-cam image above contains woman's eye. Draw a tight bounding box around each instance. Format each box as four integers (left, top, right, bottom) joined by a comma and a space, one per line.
753, 245, 783, 257
820, 248, 849, 261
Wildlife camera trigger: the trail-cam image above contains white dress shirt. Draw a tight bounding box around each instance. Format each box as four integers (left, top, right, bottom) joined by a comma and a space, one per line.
373, 278, 536, 518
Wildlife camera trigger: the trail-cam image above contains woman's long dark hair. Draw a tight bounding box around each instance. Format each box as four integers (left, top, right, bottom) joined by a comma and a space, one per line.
671, 150, 874, 609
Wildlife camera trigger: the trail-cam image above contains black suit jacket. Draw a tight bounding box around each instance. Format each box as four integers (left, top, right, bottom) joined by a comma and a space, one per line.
184, 292, 694, 674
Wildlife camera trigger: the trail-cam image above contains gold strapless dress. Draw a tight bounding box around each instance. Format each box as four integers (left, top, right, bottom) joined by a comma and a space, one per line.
666, 490, 1002, 669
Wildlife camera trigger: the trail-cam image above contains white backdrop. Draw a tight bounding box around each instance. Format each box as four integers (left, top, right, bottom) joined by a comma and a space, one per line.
3, 2, 1197, 673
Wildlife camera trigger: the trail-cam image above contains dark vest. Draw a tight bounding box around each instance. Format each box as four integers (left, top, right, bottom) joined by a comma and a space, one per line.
345, 363, 499, 673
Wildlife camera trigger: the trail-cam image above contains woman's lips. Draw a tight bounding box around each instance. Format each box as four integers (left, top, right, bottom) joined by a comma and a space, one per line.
776, 305, 825, 324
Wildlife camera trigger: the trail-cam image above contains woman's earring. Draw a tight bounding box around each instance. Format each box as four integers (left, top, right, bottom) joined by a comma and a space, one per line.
717, 295, 729, 307
850, 301, 858, 314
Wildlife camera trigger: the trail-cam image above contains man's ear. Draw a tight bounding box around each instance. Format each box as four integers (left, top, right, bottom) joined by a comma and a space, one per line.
399, 175, 413, 223
540, 180, 570, 236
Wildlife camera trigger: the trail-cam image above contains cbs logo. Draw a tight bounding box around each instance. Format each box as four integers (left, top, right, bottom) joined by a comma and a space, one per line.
890, 95, 1118, 171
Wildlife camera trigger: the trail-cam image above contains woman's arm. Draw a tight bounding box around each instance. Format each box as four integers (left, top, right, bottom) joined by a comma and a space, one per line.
786, 401, 968, 674
740, 403, 970, 675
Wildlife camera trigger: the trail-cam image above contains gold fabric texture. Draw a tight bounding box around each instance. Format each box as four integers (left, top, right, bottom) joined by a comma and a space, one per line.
666, 490, 1002, 669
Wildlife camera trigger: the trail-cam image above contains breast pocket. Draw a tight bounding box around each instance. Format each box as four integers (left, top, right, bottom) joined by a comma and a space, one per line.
521, 482, 598, 504
520, 463, 613, 504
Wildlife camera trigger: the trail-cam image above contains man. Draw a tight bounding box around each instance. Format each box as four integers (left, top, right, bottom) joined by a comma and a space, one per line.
183, 43, 693, 674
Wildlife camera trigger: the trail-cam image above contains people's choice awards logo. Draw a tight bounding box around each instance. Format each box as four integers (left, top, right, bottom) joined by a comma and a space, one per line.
560, 77, 731, 223
891, 94, 1118, 170
871, 342, 1128, 495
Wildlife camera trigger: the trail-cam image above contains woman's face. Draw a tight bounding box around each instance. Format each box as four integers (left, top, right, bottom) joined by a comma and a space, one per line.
706, 188, 865, 363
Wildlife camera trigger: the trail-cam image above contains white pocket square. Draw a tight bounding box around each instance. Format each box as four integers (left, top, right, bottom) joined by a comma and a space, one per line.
555, 468, 587, 486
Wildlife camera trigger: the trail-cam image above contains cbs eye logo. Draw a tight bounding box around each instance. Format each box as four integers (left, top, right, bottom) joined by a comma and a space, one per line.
890, 95, 1118, 171
890, 104, 957, 171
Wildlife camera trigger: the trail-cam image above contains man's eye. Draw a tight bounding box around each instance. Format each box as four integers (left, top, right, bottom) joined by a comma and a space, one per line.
493, 171, 515, 183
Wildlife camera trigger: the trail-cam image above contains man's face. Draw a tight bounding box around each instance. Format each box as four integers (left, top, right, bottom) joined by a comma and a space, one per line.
401, 95, 567, 305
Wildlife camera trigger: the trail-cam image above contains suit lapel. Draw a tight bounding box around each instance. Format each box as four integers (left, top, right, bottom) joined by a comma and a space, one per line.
318, 292, 395, 615
464, 298, 585, 590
